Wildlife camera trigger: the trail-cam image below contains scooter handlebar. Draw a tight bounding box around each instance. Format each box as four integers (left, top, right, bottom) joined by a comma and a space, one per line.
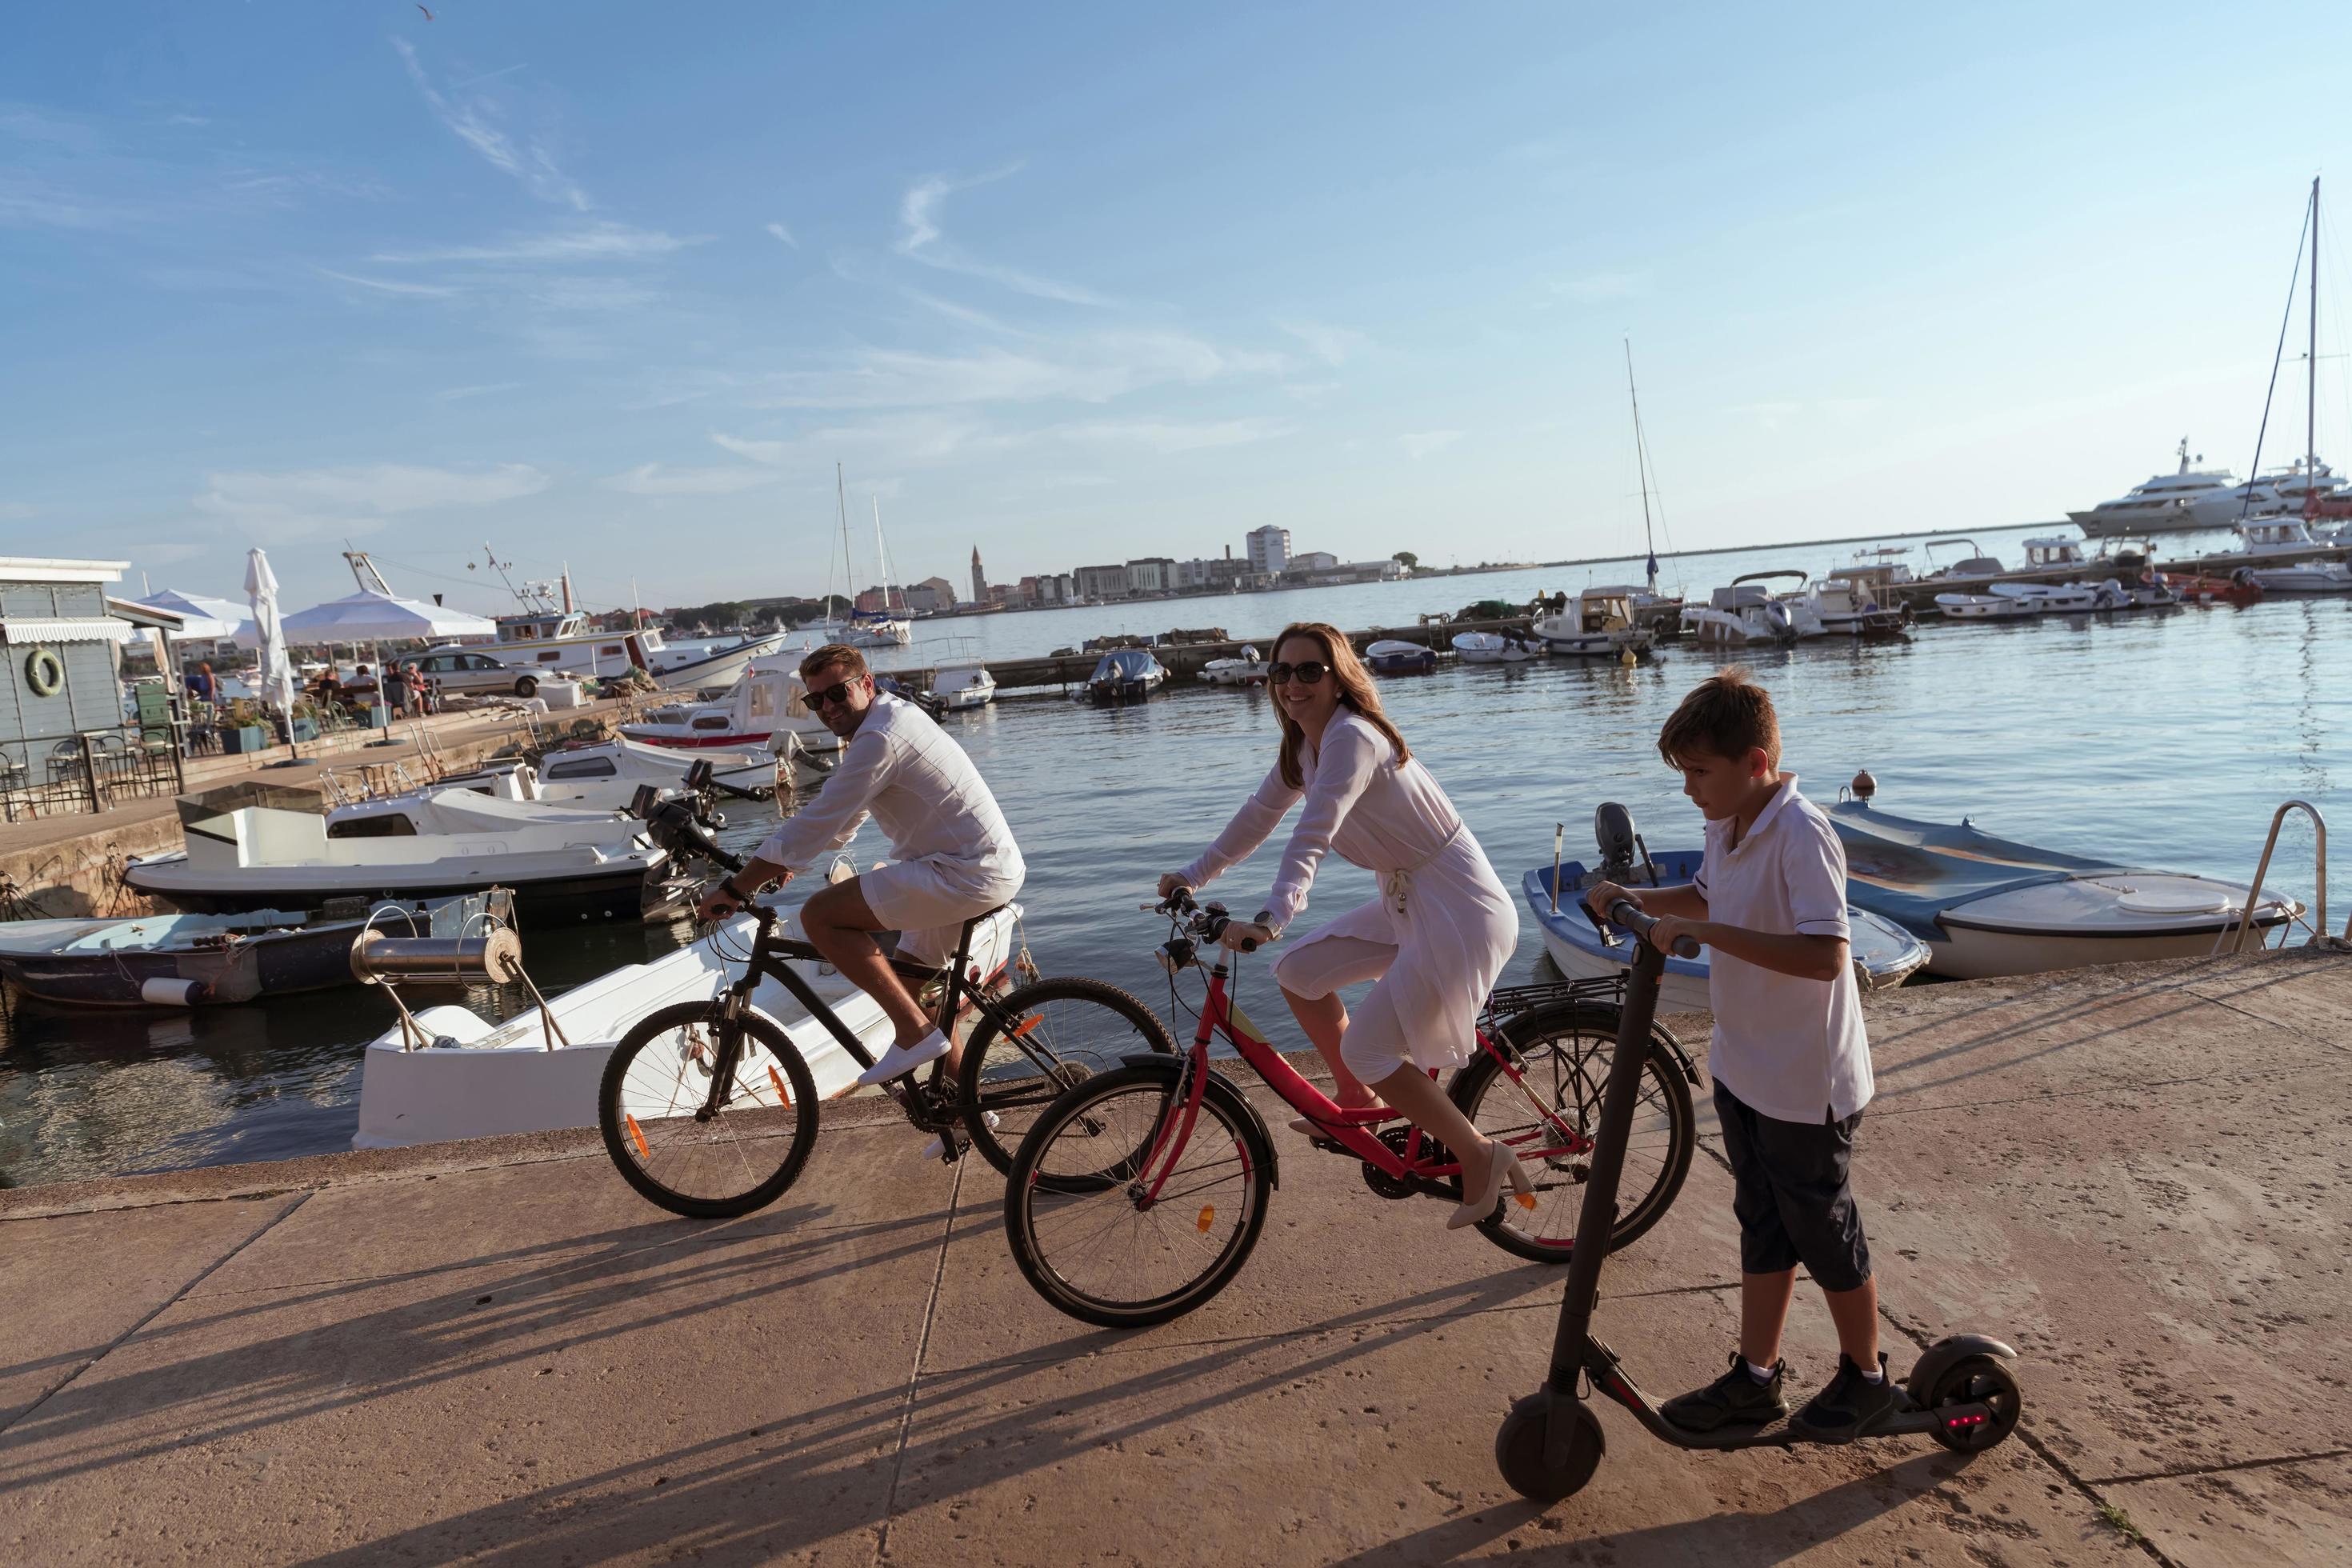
1606, 897, 1701, 959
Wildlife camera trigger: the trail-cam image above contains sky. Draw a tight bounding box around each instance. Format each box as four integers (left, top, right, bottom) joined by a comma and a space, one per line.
4, 2, 2351, 618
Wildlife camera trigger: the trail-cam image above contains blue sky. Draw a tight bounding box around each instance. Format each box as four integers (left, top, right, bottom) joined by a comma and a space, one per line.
3, 2, 2350, 616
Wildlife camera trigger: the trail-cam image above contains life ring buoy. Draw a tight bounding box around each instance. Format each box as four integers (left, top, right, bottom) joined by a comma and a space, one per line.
24, 647, 64, 698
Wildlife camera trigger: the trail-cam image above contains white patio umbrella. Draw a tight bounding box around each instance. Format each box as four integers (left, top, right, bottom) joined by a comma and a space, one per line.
133, 589, 253, 642
277, 590, 498, 645
244, 549, 298, 720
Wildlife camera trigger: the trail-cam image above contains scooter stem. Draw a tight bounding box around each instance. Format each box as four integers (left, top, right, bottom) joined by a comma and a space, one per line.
1545, 938, 1670, 1389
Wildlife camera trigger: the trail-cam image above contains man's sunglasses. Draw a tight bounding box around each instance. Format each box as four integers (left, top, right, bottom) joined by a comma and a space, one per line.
806, 675, 868, 708
1266, 661, 1329, 686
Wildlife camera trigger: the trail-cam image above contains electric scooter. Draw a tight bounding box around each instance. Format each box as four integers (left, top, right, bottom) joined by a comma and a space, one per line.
1494, 897, 2024, 1502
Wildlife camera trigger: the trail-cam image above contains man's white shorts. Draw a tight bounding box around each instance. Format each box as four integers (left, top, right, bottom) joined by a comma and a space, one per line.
859, 856, 1017, 967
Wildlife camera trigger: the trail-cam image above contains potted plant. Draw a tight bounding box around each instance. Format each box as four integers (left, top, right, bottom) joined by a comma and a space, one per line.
219, 698, 270, 754
288, 700, 320, 744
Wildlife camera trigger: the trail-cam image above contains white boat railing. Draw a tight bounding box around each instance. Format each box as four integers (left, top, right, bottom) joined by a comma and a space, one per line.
2222, 799, 2341, 954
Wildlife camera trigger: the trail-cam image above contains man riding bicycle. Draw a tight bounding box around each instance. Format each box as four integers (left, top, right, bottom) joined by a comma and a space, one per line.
698, 643, 1026, 1105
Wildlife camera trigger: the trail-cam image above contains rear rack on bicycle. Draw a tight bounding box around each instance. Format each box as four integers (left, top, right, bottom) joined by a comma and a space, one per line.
1480, 974, 1626, 1030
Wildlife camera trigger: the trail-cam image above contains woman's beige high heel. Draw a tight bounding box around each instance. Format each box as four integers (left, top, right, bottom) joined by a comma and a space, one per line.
1446, 1144, 1531, 1230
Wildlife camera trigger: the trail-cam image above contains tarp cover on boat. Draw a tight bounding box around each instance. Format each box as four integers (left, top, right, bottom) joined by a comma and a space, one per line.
1090, 650, 1163, 683
1828, 801, 2126, 940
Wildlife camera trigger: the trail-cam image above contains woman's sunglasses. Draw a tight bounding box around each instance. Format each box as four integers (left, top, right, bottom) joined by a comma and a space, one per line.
1266, 661, 1328, 686
806, 675, 867, 708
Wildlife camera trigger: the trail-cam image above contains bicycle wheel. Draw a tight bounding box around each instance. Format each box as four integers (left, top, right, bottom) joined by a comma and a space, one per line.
1446, 1002, 1694, 1263
956, 977, 1177, 1174
1005, 1063, 1272, 1328
598, 1000, 821, 1218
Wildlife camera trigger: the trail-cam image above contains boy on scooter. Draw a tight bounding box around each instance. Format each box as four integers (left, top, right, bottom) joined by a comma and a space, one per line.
1586, 667, 1892, 1441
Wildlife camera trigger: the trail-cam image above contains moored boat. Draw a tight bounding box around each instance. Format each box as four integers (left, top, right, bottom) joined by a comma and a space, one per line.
1086, 649, 1168, 703
1830, 790, 2299, 978
1198, 646, 1269, 685
1536, 587, 1659, 657
932, 659, 998, 710
1451, 630, 1539, 664
0, 890, 507, 1008
1364, 639, 1437, 674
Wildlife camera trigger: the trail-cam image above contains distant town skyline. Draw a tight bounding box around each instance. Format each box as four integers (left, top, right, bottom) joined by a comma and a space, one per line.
4, 3, 2350, 614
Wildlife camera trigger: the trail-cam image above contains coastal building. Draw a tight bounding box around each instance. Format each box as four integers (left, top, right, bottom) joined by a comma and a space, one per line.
1173, 550, 1250, 591
1290, 550, 1340, 576
1344, 558, 1410, 581
1072, 563, 1127, 602
1125, 556, 1178, 595
970, 547, 988, 607
903, 577, 959, 614
1246, 525, 1291, 576
0, 555, 167, 808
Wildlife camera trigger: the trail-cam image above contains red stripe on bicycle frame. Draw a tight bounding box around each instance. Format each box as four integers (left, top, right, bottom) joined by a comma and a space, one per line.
1139, 972, 1223, 1205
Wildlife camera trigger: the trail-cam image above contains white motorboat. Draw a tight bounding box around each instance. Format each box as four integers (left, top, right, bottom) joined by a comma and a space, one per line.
1934, 592, 2040, 620
1833, 794, 2299, 978
2229, 518, 2329, 558
2243, 558, 2352, 593
353, 903, 1022, 1149
1523, 851, 1930, 1011
125, 783, 672, 923
1798, 576, 1907, 636
1364, 639, 1437, 674
335, 738, 780, 817
931, 659, 998, 710
1988, 579, 2112, 613
619, 658, 843, 760
1922, 539, 2009, 581
1535, 587, 1658, 657
456, 547, 798, 694
1679, 577, 1802, 645
1198, 646, 1269, 685
1451, 630, 1540, 664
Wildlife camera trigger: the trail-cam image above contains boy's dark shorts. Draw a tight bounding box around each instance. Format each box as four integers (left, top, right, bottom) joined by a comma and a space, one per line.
1713, 1079, 1872, 1292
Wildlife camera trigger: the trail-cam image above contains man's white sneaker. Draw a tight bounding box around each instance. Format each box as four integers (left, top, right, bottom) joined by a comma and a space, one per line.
921, 1110, 1000, 1162
857, 1029, 952, 1087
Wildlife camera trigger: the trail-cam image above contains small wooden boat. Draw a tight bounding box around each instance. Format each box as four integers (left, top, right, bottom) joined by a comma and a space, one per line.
1364, 639, 1437, 674
2158, 570, 2263, 608
0, 890, 507, 1007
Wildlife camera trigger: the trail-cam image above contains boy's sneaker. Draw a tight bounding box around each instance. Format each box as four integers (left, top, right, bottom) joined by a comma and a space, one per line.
1790, 1353, 1900, 1442
1661, 1351, 1790, 1433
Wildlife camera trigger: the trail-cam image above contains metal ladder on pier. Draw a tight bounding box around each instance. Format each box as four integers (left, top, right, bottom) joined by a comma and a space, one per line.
2222, 800, 2352, 954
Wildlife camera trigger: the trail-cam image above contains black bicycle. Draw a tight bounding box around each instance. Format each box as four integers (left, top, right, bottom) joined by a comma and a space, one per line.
597, 783, 1176, 1218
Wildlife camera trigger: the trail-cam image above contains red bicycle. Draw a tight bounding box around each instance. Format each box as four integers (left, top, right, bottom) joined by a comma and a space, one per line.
1002, 889, 1699, 1327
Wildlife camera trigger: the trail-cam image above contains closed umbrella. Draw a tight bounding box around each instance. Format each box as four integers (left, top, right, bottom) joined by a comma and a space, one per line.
244, 550, 298, 722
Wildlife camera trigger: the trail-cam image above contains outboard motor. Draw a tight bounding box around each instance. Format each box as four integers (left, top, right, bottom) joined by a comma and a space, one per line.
1592, 802, 1662, 890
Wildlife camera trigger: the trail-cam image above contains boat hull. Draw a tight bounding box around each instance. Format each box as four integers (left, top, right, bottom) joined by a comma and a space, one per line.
649, 631, 797, 692
126, 858, 657, 924
1923, 914, 2293, 979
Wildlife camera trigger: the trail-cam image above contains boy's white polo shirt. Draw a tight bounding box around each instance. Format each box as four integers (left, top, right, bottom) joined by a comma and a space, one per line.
1695, 774, 1874, 1124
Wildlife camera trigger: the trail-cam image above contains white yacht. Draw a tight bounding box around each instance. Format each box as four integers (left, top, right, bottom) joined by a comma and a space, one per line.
618, 658, 844, 761
1678, 574, 1816, 645
931, 659, 998, 710
2066, 441, 2246, 538
1798, 577, 1906, 636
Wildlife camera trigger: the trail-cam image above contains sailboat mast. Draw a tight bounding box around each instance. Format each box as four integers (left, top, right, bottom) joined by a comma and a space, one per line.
872, 498, 902, 616
831, 462, 853, 622
2308, 175, 2320, 516
1625, 338, 1660, 594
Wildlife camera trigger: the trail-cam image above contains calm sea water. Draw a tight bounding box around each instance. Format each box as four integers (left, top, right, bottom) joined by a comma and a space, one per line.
2, 522, 2340, 1186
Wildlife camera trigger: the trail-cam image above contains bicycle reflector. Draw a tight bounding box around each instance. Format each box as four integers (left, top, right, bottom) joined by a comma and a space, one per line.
766, 1064, 791, 1106
1197, 1206, 1216, 1234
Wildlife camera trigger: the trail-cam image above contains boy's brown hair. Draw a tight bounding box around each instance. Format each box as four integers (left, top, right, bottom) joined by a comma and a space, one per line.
1658, 666, 1781, 768
799, 642, 870, 682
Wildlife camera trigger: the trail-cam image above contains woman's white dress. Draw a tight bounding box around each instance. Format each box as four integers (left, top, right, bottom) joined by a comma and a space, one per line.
1177, 712, 1518, 1074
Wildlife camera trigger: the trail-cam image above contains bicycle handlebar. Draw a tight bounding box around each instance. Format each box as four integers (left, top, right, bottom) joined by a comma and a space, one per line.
1150, 885, 1276, 953
1604, 896, 1700, 959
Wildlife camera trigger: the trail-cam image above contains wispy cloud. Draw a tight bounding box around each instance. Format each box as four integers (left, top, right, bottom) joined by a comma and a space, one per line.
765, 221, 798, 249
752, 329, 1289, 411
434, 382, 522, 401
315, 267, 463, 298
1278, 319, 1370, 367
1401, 430, 1462, 458
194, 462, 549, 542
1550, 270, 1648, 303
602, 463, 778, 496
894, 168, 1117, 307
369, 220, 698, 265
393, 37, 589, 211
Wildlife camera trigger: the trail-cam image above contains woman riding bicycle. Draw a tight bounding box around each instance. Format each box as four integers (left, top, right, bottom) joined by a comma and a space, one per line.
1157, 621, 1526, 1229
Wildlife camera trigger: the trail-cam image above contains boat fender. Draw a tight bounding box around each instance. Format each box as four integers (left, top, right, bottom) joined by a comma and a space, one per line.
139, 976, 210, 1007
24, 647, 65, 698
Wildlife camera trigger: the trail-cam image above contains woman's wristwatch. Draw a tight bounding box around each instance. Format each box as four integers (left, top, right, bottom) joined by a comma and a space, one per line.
721, 876, 752, 905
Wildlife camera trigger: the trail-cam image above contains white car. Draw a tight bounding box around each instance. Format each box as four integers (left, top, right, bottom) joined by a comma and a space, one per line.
410, 647, 544, 698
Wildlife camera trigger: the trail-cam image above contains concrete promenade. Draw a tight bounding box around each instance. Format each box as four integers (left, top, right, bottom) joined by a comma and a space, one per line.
2, 950, 2346, 1565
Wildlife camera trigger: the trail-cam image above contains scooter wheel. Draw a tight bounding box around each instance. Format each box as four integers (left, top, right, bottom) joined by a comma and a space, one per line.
1923, 1355, 2022, 1454
1494, 1393, 1605, 1502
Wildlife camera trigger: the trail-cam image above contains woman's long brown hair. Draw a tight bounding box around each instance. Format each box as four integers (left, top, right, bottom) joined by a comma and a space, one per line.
1270, 622, 1413, 789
